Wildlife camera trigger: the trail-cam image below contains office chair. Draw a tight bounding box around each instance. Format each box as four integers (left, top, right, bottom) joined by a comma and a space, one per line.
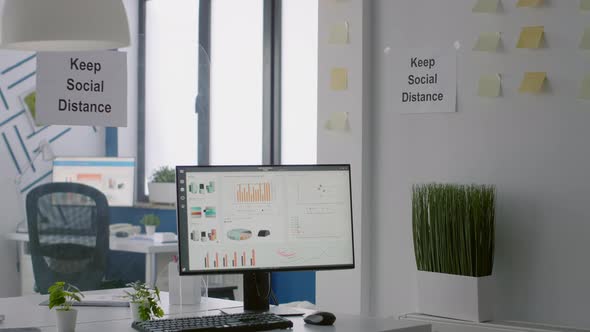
26, 182, 109, 294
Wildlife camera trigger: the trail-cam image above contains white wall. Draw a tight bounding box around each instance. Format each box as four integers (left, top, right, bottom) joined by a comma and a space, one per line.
316, 0, 373, 315
370, 0, 590, 328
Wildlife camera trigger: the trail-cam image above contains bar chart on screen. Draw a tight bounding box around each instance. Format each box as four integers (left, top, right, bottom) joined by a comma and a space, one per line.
203, 250, 257, 269
235, 182, 272, 203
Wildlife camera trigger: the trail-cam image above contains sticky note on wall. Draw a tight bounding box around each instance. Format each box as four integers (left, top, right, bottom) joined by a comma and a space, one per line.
325, 112, 350, 131
580, 75, 590, 100
517, 0, 543, 7
331, 68, 348, 91
473, 32, 501, 51
517, 26, 544, 49
581, 28, 590, 49
478, 74, 502, 97
472, 0, 499, 13
519, 72, 546, 93
582, 0, 590, 11
329, 22, 349, 44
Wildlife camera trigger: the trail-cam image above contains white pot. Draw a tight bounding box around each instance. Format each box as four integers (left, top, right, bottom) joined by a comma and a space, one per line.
130, 302, 143, 322
145, 225, 156, 236
56, 309, 77, 332
148, 182, 176, 204
416, 270, 494, 322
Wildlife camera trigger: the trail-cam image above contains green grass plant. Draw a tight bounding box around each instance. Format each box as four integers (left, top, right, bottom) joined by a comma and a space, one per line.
412, 183, 495, 277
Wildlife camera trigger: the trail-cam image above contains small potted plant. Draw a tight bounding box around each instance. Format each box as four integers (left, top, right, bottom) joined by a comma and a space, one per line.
124, 281, 164, 322
148, 166, 176, 204
140, 214, 161, 235
48, 281, 84, 332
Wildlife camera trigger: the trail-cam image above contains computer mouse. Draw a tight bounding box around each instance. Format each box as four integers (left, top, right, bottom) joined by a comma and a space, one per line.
303, 311, 336, 326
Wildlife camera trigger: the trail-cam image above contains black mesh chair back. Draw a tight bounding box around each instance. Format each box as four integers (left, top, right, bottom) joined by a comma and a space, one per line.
26, 182, 109, 294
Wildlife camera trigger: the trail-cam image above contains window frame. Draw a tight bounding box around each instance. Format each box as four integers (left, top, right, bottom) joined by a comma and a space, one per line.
137, 0, 281, 202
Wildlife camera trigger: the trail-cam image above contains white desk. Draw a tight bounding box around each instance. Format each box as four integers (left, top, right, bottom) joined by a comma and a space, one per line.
4, 232, 177, 289
0, 289, 431, 332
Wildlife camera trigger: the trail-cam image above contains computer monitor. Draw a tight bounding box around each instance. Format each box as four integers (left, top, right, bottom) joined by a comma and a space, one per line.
52, 157, 135, 207
175, 164, 354, 311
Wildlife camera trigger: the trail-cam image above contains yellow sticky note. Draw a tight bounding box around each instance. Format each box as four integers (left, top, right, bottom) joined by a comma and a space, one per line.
580, 28, 590, 49
517, 0, 543, 7
472, 0, 499, 13
325, 112, 350, 131
580, 75, 590, 100
517, 26, 544, 49
478, 74, 502, 97
582, 0, 590, 11
519, 72, 546, 93
473, 32, 501, 51
329, 22, 349, 44
331, 68, 348, 91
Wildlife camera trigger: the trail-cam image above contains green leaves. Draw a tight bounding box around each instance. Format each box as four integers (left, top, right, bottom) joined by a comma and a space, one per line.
48, 281, 84, 311
151, 166, 175, 183
140, 214, 161, 227
125, 281, 164, 321
412, 183, 495, 277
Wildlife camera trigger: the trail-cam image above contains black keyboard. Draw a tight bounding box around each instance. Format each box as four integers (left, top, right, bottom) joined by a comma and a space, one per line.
131, 312, 293, 332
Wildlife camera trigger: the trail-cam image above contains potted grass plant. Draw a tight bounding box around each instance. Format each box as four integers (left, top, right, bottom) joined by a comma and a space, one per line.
48, 281, 84, 332
412, 183, 495, 322
148, 166, 176, 204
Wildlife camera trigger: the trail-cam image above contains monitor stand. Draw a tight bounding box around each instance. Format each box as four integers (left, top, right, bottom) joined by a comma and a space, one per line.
237, 271, 304, 316
243, 271, 270, 311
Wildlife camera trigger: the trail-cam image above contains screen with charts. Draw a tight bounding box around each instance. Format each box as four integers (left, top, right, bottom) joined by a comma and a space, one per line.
176, 165, 354, 274
52, 157, 135, 207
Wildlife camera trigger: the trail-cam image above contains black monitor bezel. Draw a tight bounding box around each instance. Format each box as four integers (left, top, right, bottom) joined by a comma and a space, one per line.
175, 164, 355, 276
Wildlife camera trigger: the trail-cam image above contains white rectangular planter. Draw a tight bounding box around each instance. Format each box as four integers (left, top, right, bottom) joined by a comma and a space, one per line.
148, 182, 176, 204
416, 270, 494, 322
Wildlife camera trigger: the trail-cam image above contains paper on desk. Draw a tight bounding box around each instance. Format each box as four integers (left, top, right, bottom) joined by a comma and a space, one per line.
473, 32, 501, 51
39, 294, 129, 307
478, 74, 502, 97
580, 28, 590, 49
519, 72, 546, 94
517, 0, 543, 7
580, 75, 590, 100
472, 0, 499, 13
329, 22, 349, 44
517, 26, 544, 49
331, 68, 348, 91
325, 112, 350, 131
582, 0, 590, 11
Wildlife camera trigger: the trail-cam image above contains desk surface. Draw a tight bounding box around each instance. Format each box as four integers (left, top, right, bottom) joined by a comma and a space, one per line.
5, 232, 178, 254
0, 289, 431, 332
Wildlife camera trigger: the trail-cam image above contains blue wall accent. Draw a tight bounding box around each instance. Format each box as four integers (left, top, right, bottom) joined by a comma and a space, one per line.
271, 271, 316, 304
105, 127, 118, 157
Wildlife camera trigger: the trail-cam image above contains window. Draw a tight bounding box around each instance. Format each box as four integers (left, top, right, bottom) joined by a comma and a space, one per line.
209, 0, 264, 165
140, 0, 318, 196
144, 0, 200, 193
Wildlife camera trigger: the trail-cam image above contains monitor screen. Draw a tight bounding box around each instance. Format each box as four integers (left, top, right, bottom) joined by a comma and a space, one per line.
176, 165, 354, 274
52, 157, 135, 207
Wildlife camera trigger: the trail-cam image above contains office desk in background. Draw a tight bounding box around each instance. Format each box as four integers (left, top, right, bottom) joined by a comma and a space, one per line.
4, 232, 177, 291
0, 289, 431, 332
